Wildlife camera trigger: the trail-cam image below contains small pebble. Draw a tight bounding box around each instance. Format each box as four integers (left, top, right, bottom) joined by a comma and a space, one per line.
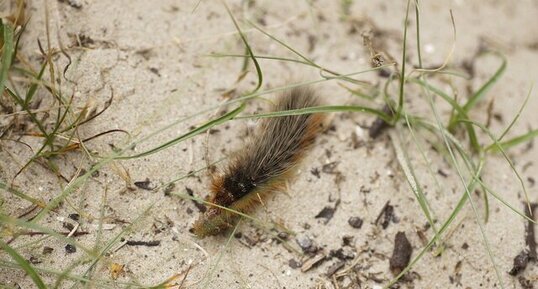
277, 232, 289, 240
288, 259, 302, 269
296, 234, 316, 253
348, 216, 363, 229
42, 247, 54, 254
65, 244, 77, 254
68, 213, 80, 221
331, 247, 356, 260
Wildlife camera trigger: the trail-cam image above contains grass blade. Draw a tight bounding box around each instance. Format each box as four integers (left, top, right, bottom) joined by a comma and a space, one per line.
235, 104, 391, 122
0, 240, 47, 289
223, 3, 263, 94
487, 129, 538, 152
393, 0, 412, 122
448, 52, 507, 130
0, 22, 14, 95
116, 102, 245, 159
0, 181, 45, 207
462, 52, 507, 112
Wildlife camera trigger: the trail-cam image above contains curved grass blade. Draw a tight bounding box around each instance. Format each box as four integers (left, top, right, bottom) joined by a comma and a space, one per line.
485, 85, 536, 152
448, 52, 507, 130
134, 66, 391, 149
419, 94, 506, 288
459, 119, 532, 216
210, 53, 313, 66
385, 118, 485, 287
246, 19, 370, 85
223, 3, 263, 95
409, 77, 480, 151
384, 178, 475, 288
410, 13, 505, 280
462, 52, 507, 112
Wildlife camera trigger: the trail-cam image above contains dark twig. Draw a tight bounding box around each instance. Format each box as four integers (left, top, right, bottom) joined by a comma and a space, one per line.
125, 240, 161, 247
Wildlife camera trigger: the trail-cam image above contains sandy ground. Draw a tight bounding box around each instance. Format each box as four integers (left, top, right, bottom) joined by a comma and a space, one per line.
2, 0, 538, 288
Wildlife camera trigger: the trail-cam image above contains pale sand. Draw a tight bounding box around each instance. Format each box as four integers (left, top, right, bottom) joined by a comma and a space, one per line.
1, 1, 538, 288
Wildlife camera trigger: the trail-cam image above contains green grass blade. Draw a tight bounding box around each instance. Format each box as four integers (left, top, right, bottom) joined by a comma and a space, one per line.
234, 104, 391, 122
462, 52, 506, 113
390, 127, 439, 238
420, 96, 506, 287
414, 0, 423, 69
497, 84, 533, 141
487, 129, 538, 152
485, 84, 535, 152
223, 3, 263, 94
246, 19, 369, 85
410, 77, 481, 151
1, 214, 95, 255
24, 61, 48, 106
339, 82, 379, 101
0, 240, 47, 289
201, 223, 239, 289
5, 87, 49, 136
210, 53, 313, 66
247, 20, 315, 67
385, 182, 472, 288
116, 102, 245, 159
0, 181, 45, 206
448, 52, 507, 130
459, 119, 532, 216
0, 22, 14, 95
394, 0, 412, 122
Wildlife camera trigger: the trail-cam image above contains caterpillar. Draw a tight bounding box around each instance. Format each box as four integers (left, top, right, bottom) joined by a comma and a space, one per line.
191, 87, 326, 238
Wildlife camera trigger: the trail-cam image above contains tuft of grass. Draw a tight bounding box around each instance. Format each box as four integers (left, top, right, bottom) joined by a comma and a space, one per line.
0, 14, 125, 183
382, 1, 535, 288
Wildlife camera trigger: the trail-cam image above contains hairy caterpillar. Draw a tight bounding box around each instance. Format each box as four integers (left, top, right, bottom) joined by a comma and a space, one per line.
191, 87, 326, 238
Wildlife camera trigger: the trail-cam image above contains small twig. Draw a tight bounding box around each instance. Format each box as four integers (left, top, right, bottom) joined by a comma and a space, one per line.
16, 204, 41, 219
509, 203, 537, 276
125, 240, 161, 247
525, 203, 537, 260
6, 230, 89, 244
178, 264, 192, 289
374, 201, 395, 229
66, 222, 79, 238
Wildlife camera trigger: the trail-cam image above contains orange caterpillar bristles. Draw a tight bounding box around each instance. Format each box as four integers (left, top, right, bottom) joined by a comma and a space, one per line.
191, 87, 326, 238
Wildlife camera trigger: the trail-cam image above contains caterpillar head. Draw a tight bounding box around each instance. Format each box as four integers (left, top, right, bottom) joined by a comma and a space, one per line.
191, 206, 234, 238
